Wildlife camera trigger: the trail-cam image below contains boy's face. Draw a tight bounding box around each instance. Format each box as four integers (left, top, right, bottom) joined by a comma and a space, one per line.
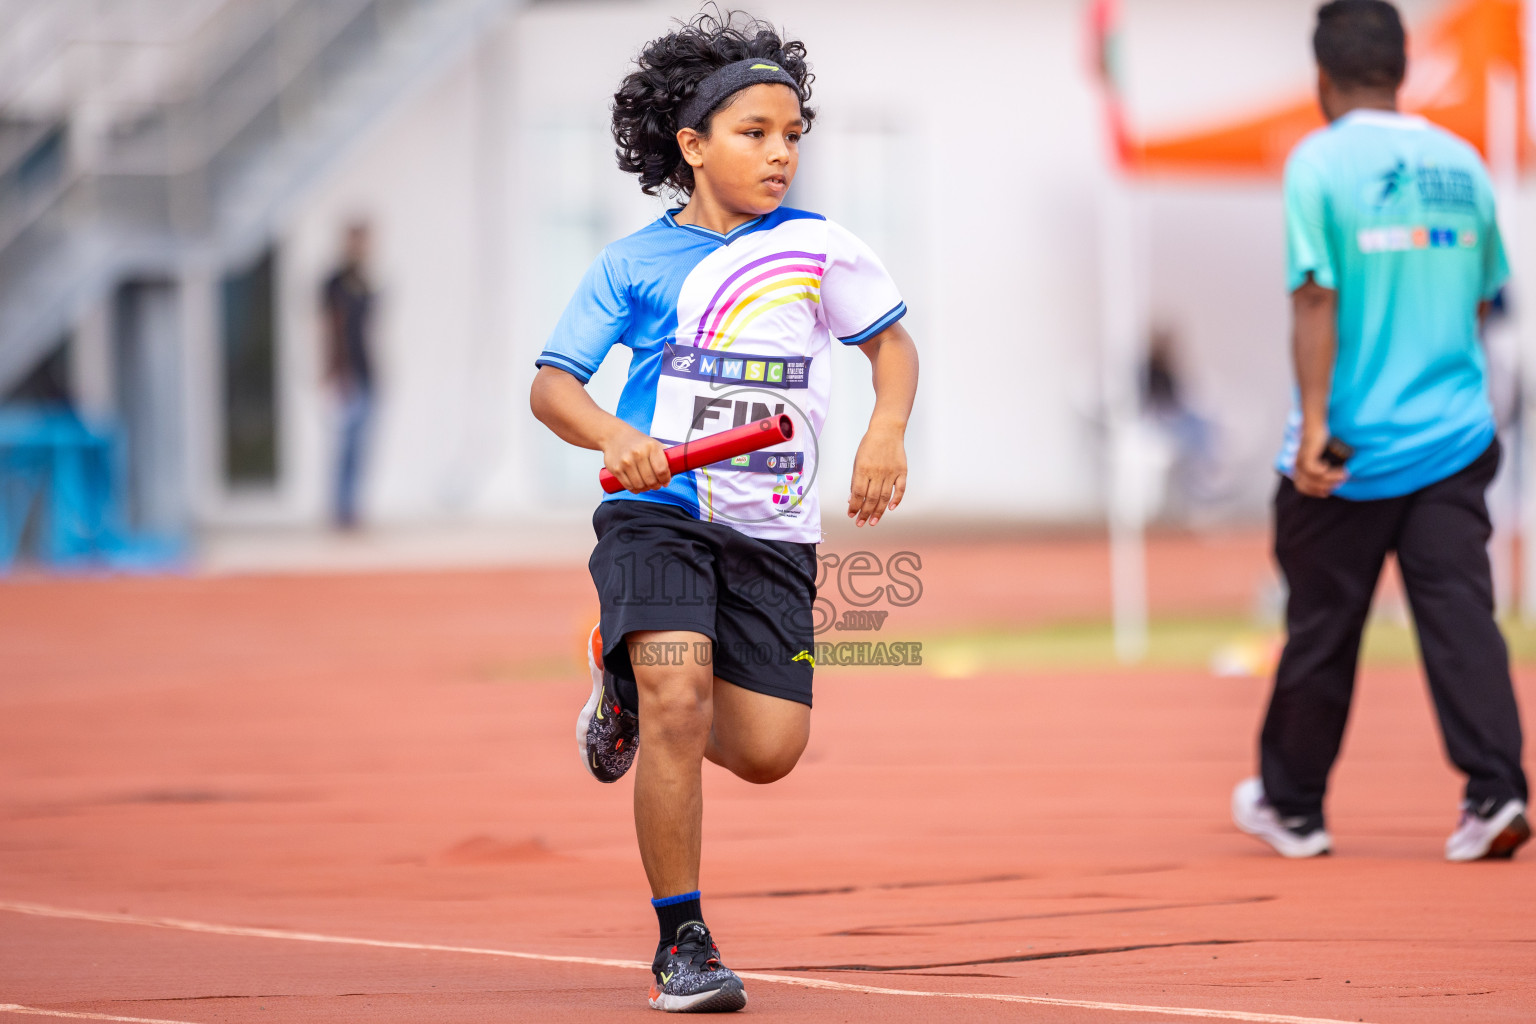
683, 83, 803, 214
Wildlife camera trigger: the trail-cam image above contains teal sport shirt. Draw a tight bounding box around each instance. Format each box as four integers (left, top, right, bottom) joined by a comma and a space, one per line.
1276, 109, 1509, 500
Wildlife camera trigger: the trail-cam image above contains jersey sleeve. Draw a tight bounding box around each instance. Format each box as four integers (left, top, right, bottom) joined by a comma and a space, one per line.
534, 250, 630, 383
1479, 184, 1512, 302
820, 220, 907, 345
1284, 153, 1336, 292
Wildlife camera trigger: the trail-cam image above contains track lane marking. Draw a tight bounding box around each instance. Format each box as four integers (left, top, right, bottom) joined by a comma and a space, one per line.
0, 1007, 200, 1024
0, 899, 1377, 1024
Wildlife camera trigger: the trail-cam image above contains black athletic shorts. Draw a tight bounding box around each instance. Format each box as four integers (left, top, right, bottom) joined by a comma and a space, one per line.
588, 499, 818, 706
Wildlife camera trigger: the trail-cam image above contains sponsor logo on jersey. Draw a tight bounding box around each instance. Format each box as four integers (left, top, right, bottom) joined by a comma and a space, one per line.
772, 470, 804, 506
1357, 225, 1472, 253
668, 426, 804, 475
1366, 160, 1478, 211
1369, 159, 1413, 209
660, 343, 811, 390
690, 395, 786, 431
1416, 163, 1477, 209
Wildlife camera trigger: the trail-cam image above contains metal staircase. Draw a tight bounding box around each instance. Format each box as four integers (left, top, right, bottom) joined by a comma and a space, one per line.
0, 0, 512, 395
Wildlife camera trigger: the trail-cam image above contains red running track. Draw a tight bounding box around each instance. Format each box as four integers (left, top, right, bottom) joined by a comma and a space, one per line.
0, 534, 1532, 1023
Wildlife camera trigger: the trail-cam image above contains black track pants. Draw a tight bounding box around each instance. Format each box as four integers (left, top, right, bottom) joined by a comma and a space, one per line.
1260, 440, 1528, 821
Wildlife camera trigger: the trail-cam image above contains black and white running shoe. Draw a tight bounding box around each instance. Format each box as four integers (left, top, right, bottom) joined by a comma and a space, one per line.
576, 625, 638, 783
1446, 797, 1530, 861
1232, 777, 1332, 858
648, 922, 747, 1013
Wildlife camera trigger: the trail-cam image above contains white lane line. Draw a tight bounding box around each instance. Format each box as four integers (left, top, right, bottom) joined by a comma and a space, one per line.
0, 1006, 200, 1024
0, 899, 1374, 1024
0, 900, 637, 970
733, 976, 1370, 1023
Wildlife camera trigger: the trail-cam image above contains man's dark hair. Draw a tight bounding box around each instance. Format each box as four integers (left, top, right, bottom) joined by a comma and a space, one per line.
612, 9, 815, 197
1314, 0, 1407, 90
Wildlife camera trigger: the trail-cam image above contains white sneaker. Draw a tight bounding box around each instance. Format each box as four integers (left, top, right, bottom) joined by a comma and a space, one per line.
1445, 798, 1530, 862
1231, 777, 1332, 858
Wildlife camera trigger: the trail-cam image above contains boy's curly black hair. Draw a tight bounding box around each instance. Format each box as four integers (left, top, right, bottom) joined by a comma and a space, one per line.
612, 9, 815, 197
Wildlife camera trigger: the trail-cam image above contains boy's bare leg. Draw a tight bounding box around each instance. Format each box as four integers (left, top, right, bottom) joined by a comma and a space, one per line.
706, 679, 810, 784
630, 630, 714, 898
630, 632, 814, 895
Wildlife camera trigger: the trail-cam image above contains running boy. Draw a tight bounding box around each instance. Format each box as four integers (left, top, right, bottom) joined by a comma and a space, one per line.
529, 12, 919, 1013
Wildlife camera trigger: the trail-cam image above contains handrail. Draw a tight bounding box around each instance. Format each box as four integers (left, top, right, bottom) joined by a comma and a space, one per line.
99, 0, 382, 178
0, 0, 506, 397
0, 0, 375, 252
0, 2, 285, 114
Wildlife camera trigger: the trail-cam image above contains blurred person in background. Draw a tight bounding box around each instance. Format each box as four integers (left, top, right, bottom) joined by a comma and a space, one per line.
322, 221, 377, 530
1232, 0, 1529, 862
1139, 327, 1218, 521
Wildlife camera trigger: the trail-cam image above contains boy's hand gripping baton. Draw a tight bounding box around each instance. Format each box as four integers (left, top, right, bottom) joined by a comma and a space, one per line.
599, 414, 794, 494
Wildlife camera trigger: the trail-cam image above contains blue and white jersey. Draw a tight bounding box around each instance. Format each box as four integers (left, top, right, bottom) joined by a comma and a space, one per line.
536, 207, 906, 543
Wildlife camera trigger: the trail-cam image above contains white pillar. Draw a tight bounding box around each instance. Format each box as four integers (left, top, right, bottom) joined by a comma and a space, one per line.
1099, 173, 1149, 662
177, 254, 222, 527
1487, 67, 1534, 621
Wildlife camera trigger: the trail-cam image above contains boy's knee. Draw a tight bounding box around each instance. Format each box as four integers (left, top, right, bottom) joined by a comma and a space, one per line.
638, 672, 711, 742
729, 746, 803, 785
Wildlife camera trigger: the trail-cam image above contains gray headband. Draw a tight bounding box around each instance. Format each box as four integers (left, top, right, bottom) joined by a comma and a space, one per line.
676, 57, 801, 131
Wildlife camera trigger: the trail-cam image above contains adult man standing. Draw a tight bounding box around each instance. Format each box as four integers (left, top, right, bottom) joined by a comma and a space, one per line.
322, 221, 376, 529
1233, 0, 1529, 862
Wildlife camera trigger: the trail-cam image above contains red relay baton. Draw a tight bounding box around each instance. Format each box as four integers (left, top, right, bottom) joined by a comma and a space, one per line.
599, 414, 794, 494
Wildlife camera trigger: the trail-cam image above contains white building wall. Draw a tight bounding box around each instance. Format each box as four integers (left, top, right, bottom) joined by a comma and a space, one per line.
280, 45, 507, 525
252, 0, 1514, 530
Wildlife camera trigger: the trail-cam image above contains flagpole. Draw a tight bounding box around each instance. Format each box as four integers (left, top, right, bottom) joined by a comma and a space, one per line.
1090, 0, 1149, 662
1100, 172, 1149, 663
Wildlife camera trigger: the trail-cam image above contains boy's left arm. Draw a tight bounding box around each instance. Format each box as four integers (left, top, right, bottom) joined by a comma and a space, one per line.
848, 322, 919, 527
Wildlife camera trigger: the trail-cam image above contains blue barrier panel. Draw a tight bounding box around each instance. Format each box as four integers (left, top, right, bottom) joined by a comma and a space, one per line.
0, 405, 185, 573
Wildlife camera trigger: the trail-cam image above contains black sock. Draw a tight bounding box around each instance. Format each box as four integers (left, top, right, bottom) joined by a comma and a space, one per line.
652, 890, 703, 944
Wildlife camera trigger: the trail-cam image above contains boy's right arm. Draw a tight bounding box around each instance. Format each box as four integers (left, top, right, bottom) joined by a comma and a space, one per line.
1283, 152, 1345, 498
1290, 279, 1346, 498
529, 366, 672, 492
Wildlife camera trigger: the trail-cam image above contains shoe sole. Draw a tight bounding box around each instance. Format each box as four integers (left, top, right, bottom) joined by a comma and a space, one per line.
649, 981, 747, 1013
1234, 819, 1333, 858
1231, 779, 1331, 858
1447, 800, 1531, 861
1480, 813, 1531, 861
575, 626, 607, 782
